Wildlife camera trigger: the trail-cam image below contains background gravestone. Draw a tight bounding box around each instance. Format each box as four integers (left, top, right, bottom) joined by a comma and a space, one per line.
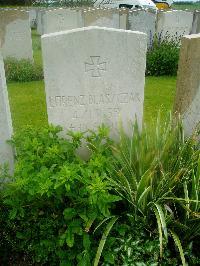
29, 8, 37, 29
191, 10, 200, 34
119, 8, 128, 29
173, 33, 200, 136
36, 9, 46, 35
0, 53, 14, 172
83, 8, 119, 28
128, 9, 156, 46
43, 8, 83, 34
156, 10, 193, 41
42, 27, 147, 138
0, 9, 33, 61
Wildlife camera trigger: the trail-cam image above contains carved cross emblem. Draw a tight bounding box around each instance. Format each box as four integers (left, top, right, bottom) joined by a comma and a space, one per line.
85, 56, 106, 78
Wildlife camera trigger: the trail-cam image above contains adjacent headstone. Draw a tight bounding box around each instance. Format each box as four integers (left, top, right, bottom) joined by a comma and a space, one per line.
0, 9, 33, 60
191, 10, 200, 34
0, 53, 14, 171
119, 8, 128, 30
29, 8, 37, 29
83, 8, 119, 28
173, 33, 200, 136
42, 27, 147, 138
156, 10, 193, 41
128, 9, 156, 46
43, 8, 83, 34
36, 9, 45, 35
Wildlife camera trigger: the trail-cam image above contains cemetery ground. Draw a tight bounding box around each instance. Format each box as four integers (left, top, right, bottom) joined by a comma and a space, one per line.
8, 77, 176, 132
1, 28, 200, 265
172, 2, 200, 11
7, 30, 176, 132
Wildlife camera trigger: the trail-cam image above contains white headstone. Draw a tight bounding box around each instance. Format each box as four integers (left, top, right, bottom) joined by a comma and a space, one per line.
128, 9, 156, 46
83, 8, 119, 28
0, 9, 33, 61
42, 27, 147, 138
36, 9, 45, 35
191, 10, 200, 34
173, 33, 200, 136
119, 8, 128, 30
156, 10, 193, 41
43, 8, 83, 34
0, 53, 14, 171
29, 8, 37, 29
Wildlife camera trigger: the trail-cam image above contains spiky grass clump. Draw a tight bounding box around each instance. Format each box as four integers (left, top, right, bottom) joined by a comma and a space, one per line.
105, 117, 200, 265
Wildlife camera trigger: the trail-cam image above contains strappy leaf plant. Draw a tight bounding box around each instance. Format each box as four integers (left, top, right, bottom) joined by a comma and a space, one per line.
108, 116, 200, 265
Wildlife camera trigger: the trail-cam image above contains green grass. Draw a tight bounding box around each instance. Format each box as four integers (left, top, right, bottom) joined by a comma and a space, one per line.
6, 29, 46, 132
172, 2, 200, 10
32, 30, 43, 67
7, 76, 176, 133
144, 76, 176, 124
8, 81, 48, 132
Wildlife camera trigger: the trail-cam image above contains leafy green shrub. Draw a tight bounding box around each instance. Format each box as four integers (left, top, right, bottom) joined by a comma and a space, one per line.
4, 58, 43, 82
146, 34, 180, 76
0, 125, 121, 265
101, 219, 179, 266
0, 0, 29, 5
0, 120, 199, 265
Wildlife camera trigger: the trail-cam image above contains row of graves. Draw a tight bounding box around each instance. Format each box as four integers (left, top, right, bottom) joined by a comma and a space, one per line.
0, 23, 200, 172
0, 7, 200, 60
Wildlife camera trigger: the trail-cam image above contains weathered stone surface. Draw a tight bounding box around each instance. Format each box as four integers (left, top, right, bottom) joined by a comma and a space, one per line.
119, 8, 128, 29
0, 53, 14, 171
36, 9, 45, 35
43, 8, 83, 34
83, 8, 119, 28
191, 10, 200, 34
0, 9, 33, 60
42, 27, 147, 138
156, 10, 193, 41
29, 8, 37, 28
128, 9, 156, 46
173, 33, 200, 135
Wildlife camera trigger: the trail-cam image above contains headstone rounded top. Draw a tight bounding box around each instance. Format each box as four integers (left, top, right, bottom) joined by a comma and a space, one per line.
42, 25, 147, 39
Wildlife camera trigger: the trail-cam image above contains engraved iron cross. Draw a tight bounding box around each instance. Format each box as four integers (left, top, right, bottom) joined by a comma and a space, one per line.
85, 56, 106, 78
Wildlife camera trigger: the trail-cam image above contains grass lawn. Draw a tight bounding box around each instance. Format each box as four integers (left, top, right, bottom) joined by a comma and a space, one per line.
8, 81, 48, 132
172, 2, 200, 10
32, 30, 43, 67
144, 76, 176, 124
7, 76, 177, 133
